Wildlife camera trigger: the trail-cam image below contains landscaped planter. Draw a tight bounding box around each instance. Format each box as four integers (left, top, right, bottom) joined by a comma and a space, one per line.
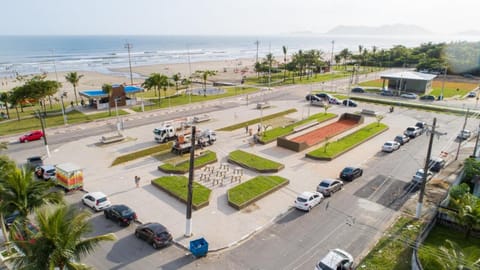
158, 151, 217, 174
151, 176, 211, 210
227, 150, 284, 173
227, 176, 289, 210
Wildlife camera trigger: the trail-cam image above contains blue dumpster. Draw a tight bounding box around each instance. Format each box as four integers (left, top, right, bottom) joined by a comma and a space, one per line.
189, 237, 208, 257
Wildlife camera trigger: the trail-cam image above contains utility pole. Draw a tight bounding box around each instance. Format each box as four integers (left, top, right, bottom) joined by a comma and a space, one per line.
456, 108, 470, 160
473, 123, 480, 157
185, 126, 196, 237
254, 40, 260, 64
124, 42, 134, 85
440, 65, 447, 100
330, 40, 335, 69
36, 110, 50, 158
416, 118, 437, 219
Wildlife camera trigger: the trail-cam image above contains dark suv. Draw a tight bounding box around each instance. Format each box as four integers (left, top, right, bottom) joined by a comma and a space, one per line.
429, 158, 445, 172
135, 222, 173, 249
104, 204, 137, 226
26, 156, 43, 170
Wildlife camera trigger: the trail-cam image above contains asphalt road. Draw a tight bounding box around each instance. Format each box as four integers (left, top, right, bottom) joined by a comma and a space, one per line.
4, 71, 475, 269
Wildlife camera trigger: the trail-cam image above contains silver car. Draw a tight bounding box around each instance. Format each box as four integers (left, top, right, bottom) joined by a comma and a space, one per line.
316, 179, 344, 197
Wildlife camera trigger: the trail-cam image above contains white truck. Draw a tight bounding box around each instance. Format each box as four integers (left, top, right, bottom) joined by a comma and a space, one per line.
171, 129, 217, 155
153, 125, 178, 143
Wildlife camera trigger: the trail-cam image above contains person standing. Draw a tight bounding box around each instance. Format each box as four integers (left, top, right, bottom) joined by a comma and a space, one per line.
135, 176, 140, 188
245, 125, 248, 134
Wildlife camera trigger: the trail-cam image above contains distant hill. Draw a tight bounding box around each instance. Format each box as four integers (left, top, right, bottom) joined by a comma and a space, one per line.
325, 24, 433, 36
455, 30, 480, 36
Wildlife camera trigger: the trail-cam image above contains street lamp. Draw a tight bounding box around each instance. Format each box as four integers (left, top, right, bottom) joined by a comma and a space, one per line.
36, 110, 50, 157
60, 94, 67, 125
114, 97, 121, 131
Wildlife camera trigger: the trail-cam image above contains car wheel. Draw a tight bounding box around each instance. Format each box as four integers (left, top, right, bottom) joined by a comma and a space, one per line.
104, 211, 109, 219
82, 199, 87, 206
360, 170, 363, 176
152, 242, 158, 249
135, 231, 140, 238
118, 219, 123, 226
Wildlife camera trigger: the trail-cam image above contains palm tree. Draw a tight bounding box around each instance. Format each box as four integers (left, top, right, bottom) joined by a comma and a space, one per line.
101, 84, 112, 116
282, 45, 288, 82
194, 70, 217, 97
450, 187, 480, 239
159, 74, 169, 102
65, 72, 84, 106
0, 155, 19, 244
9, 204, 116, 269
358, 45, 364, 67
0, 166, 63, 244
172, 73, 181, 95
339, 49, 351, 70
0, 91, 10, 119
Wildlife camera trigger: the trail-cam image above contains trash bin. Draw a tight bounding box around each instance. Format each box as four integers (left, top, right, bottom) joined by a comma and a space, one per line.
189, 237, 208, 258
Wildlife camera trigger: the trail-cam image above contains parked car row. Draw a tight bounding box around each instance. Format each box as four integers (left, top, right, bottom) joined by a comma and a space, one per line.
305, 93, 358, 107
81, 192, 173, 249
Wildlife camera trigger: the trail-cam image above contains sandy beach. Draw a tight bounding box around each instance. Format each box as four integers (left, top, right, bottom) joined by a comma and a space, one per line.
0, 58, 258, 102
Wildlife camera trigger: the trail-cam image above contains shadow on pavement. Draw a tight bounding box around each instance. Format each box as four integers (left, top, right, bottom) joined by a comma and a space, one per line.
275, 208, 304, 224
107, 233, 158, 265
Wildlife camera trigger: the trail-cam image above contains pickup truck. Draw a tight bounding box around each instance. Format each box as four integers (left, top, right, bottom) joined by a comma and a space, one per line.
404, 126, 422, 138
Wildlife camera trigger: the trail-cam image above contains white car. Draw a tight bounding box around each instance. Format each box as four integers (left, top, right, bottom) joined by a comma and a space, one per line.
294, 191, 324, 211
315, 248, 354, 270
400, 93, 417, 99
82, 192, 111, 211
382, 141, 400, 152
457, 129, 471, 140
412, 169, 433, 184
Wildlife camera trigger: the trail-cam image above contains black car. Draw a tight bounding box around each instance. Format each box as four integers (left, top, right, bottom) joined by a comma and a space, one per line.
26, 156, 43, 170
104, 204, 137, 226
420, 95, 435, 101
342, 99, 357, 107
135, 222, 173, 249
429, 158, 445, 173
415, 121, 427, 133
351, 87, 365, 93
339, 166, 363, 181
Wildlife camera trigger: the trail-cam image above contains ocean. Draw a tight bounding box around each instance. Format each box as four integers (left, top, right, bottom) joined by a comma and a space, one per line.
0, 35, 478, 78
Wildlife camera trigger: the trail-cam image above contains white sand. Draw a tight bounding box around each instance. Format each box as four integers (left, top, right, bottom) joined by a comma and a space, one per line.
0, 58, 258, 102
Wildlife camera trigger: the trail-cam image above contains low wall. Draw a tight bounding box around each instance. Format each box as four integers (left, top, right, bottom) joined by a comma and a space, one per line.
277, 136, 309, 152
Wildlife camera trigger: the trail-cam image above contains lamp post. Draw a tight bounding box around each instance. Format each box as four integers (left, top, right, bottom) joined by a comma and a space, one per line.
114, 97, 121, 131
330, 40, 335, 69
60, 94, 67, 125
124, 42, 134, 85
440, 65, 447, 100
36, 110, 50, 157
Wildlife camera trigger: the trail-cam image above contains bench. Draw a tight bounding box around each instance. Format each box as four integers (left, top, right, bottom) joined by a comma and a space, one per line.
256, 102, 270, 109
293, 121, 318, 133
100, 133, 126, 144
361, 109, 377, 116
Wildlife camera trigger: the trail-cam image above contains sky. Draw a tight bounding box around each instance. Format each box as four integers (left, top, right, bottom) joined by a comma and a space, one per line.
1, 0, 480, 35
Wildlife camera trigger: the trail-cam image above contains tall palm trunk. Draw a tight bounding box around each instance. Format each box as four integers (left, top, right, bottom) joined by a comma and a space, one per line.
73, 85, 79, 105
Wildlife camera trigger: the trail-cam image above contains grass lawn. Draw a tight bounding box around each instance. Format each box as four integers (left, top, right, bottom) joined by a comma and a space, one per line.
217, 108, 297, 131
131, 86, 259, 112
245, 71, 351, 86
0, 109, 129, 136
358, 215, 422, 270
430, 81, 477, 98
158, 150, 217, 173
111, 142, 173, 166
151, 176, 211, 209
418, 224, 480, 269
358, 79, 477, 98
227, 175, 288, 209
307, 123, 388, 159
259, 113, 336, 143
228, 150, 284, 172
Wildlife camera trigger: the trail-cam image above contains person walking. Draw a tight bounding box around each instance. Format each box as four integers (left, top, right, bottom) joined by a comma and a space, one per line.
135, 176, 140, 188
245, 125, 249, 134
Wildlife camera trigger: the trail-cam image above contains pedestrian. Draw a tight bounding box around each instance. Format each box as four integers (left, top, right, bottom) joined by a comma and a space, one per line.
80, 99, 85, 107
70, 101, 74, 108
135, 176, 140, 188
257, 124, 261, 134
245, 125, 248, 134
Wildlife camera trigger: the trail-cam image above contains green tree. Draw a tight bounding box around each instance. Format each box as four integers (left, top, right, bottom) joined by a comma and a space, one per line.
338, 49, 351, 70
0, 166, 64, 245
0, 91, 11, 119
194, 70, 217, 96
375, 114, 385, 126
65, 72, 84, 105
142, 73, 161, 97
323, 104, 331, 115
449, 183, 480, 238
101, 83, 112, 116
172, 73, 181, 95
0, 155, 18, 244
9, 204, 116, 270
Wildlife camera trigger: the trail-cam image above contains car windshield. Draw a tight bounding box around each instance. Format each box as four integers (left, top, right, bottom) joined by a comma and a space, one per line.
406, 127, 414, 131
98, 197, 107, 203
297, 197, 307, 202
121, 209, 134, 216
317, 262, 334, 270
156, 231, 170, 238
319, 182, 330, 187
342, 168, 353, 173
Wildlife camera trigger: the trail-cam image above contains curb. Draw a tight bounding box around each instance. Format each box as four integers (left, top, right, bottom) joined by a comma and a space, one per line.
172, 206, 294, 254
